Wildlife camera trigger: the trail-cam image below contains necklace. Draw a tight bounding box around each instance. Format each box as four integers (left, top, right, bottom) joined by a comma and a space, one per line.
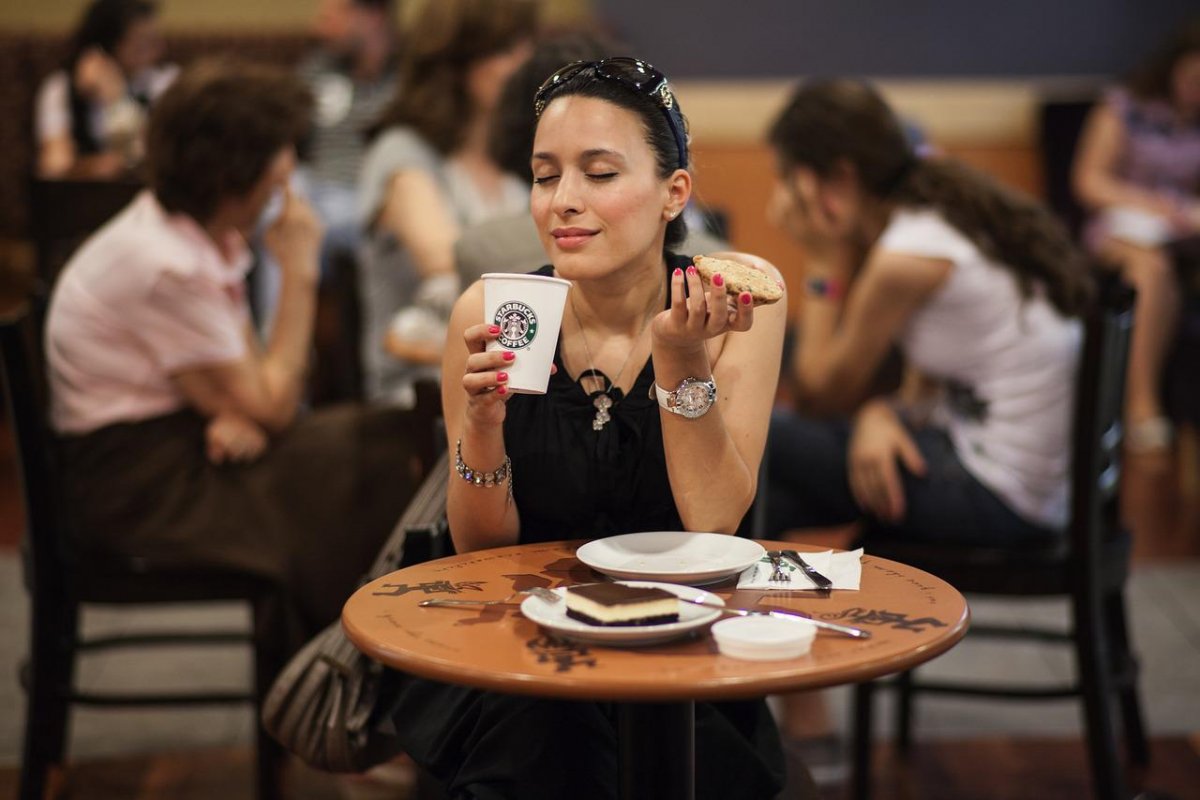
569, 286, 660, 431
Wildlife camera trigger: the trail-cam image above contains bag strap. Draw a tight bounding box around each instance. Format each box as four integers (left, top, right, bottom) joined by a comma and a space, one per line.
366, 449, 449, 580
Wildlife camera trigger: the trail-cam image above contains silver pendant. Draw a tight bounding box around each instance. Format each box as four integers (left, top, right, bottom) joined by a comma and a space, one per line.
592, 393, 613, 431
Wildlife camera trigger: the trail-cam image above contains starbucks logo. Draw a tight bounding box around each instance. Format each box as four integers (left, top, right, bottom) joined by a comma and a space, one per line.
494, 301, 538, 349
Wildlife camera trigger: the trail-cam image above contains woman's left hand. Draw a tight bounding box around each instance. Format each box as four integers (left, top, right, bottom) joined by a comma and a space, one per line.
848, 401, 926, 523
652, 264, 754, 351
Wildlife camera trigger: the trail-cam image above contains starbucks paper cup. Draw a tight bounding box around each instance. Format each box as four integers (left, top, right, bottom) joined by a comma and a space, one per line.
482, 273, 571, 394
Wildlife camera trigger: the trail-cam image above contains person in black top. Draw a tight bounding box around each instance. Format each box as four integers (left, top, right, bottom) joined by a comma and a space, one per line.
376, 59, 793, 799
444, 57, 786, 553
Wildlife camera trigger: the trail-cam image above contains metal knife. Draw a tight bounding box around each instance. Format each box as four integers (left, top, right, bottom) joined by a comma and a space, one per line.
782, 549, 834, 592
683, 597, 870, 639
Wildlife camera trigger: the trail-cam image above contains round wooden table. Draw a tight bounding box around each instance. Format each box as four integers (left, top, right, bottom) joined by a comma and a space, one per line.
343, 539, 969, 799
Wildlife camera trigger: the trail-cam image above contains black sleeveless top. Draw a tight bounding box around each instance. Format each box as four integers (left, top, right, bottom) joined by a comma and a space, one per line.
504, 254, 692, 543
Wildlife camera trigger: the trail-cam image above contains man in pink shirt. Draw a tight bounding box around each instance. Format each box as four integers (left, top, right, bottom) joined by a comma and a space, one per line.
44, 59, 425, 645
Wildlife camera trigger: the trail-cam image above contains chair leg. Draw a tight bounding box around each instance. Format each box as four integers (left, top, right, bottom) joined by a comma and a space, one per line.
252, 595, 290, 800
850, 681, 875, 800
1105, 590, 1149, 767
19, 602, 77, 800
893, 670, 915, 756
1073, 590, 1127, 800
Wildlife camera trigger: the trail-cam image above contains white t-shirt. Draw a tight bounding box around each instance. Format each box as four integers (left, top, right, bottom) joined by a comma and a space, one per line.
880, 208, 1082, 530
35, 64, 178, 146
46, 191, 251, 435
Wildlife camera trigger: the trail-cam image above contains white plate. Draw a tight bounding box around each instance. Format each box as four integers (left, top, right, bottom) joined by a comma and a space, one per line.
520, 581, 725, 646
576, 531, 766, 586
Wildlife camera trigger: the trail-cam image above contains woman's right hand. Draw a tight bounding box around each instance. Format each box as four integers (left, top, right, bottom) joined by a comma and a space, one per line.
848, 400, 927, 523
460, 323, 515, 428
74, 48, 126, 104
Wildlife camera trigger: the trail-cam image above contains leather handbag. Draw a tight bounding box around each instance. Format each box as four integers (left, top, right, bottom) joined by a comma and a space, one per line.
262, 451, 449, 773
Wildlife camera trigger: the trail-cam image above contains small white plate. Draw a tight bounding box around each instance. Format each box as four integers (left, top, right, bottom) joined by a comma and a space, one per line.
576, 531, 766, 586
520, 581, 725, 646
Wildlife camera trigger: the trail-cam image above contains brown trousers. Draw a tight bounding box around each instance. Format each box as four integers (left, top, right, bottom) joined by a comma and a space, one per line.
59, 404, 429, 641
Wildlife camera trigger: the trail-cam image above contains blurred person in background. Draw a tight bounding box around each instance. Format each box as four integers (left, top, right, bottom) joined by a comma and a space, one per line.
766, 79, 1094, 548
250, 0, 400, 333
44, 59, 425, 651
357, 0, 537, 407
297, 0, 399, 273
454, 32, 730, 283
1073, 20, 1200, 462
35, 0, 177, 178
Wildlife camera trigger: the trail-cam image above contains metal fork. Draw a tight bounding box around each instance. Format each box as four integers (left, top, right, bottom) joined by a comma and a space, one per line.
419, 587, 560, 607
766, 551, 789, 583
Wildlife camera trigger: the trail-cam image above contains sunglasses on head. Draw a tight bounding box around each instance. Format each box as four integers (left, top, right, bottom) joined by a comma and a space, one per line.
533, 57, 689, 170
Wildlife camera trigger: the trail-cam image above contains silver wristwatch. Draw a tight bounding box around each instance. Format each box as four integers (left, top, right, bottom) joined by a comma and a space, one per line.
653, 376, 717, 419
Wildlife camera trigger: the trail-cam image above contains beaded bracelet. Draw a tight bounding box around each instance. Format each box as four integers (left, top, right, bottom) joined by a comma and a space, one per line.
455, 439, 512, 489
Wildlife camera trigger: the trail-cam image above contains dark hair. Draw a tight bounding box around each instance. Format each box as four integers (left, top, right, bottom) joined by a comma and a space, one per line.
489, 33, 618, 179
65, 0, 158, 154
367, 0, 538, 151
146, 59, 313, 222
535, 59, 691, 252
1126, 19, 1200, 103
769, 79, 1094, 318
66, 0, 156, 66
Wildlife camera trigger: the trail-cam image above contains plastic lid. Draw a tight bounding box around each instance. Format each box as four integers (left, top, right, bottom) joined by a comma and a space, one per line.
711, 616, 816, 660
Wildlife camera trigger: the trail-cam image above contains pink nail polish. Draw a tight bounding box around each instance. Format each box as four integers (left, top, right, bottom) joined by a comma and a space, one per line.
502, 351, 515, 361
496, 385, 508, 395
686, 265, 697, 276
673, 268, 683, 277
713, 273, 724, 287
488, 325, 500, 335
497, 372, 508, 382
741, 292, 752, 305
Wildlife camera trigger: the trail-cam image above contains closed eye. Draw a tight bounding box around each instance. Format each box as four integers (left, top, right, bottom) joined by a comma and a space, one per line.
533, 175, 560, 185
587, 172, 618, 181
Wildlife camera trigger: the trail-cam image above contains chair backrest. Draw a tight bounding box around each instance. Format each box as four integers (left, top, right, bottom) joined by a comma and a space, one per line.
28, 178, 141, 287
1037, 97, 1096, 240
1068, 273, 1135, 581
0, 298, 70, 599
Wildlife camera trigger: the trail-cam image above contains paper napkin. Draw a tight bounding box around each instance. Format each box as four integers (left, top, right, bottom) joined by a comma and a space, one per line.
736, 548, 864, 591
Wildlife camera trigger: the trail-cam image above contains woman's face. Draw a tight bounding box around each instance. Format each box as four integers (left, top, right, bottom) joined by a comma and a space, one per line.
1171, 51, 1200, 116
467, 39, 534, 115
113, 16, 164, 76
530, 95, 686, 279
769, 161, 861, 246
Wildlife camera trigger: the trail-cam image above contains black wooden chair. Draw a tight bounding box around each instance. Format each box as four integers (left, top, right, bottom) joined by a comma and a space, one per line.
2, 299, 288, 800
27, 177, 141, 288
849, 276, 1148, 800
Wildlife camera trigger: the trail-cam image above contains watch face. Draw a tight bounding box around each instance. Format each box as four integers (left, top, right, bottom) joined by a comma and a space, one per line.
675, 381, 715, 418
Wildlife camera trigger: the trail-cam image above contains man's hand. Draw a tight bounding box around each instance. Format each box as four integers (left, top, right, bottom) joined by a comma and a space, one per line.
264, 187, 323, 285
205, 411, 269, 465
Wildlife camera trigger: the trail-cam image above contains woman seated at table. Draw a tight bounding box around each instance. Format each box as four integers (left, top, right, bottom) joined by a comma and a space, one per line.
45, 59, 424, 650
765, 79, 1094, 546
35, 0, 177, 179
1072, 21, 1200, 460
378, 58, 790, 799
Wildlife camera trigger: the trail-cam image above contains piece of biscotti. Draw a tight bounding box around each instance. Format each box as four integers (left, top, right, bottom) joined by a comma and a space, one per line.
565, 583, 680, 627
692, 255, 783, 306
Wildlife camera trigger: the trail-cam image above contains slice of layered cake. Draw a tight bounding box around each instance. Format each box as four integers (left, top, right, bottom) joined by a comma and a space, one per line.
565, 583, 680, 626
